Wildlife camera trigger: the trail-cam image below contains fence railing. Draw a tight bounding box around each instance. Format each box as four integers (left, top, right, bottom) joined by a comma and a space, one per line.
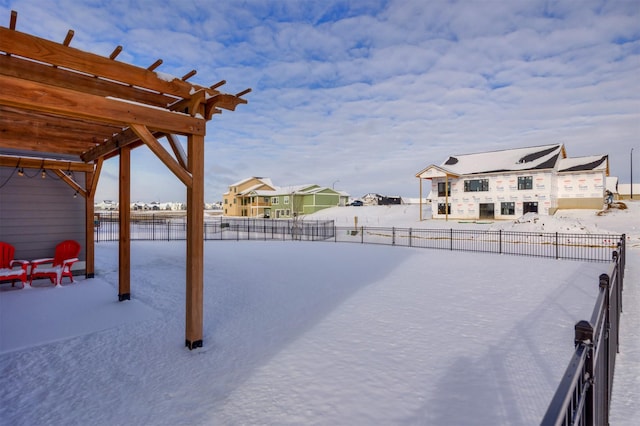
94, 214, 621, 263
541, 236, 626, 425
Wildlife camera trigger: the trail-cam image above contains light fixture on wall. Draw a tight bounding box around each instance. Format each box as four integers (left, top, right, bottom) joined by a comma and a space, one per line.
73, 191, 78, 199
40, 160, 46, 179
16, 159, 24, 176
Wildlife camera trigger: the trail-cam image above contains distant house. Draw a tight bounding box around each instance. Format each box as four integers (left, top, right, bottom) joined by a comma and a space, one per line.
362, 193, 403, 206
416, 144, 609, 220
616, 183, 639, 200
222, 177, 276, 217
223, 177, 349, 218
95, 200, 118, 211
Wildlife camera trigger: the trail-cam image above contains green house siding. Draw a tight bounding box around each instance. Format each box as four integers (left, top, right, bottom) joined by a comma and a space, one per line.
302, 193, 339, 214
271, 192, 340, 217
315, 193, 338, 205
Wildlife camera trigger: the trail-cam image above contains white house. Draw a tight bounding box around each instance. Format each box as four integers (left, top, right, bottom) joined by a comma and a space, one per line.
416, 144, 609, 220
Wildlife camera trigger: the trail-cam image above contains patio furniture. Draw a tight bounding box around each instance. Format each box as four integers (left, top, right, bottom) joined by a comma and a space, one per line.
29, 240, 81, 287
0, 241, 29, 288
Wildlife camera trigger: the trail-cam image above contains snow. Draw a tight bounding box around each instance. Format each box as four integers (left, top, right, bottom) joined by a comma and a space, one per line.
1, 202, 638, 425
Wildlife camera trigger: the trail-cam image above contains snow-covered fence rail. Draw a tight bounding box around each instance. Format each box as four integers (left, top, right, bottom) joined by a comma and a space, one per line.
94, 214, 336, 242
202, 218, 336, 241
94, 214, 620, 262
332, 226, 620, 262
541, 237, 625, 425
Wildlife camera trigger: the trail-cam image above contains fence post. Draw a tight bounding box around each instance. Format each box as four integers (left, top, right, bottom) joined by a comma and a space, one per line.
361, 226, 364, 244
392, 227, 396, 245
499, 229, 502, 254
613, 249, 622, 315
555, 232, 559, 259
575, 319, 595, 425
450, 228, 453, 250
409, 228, 412, 248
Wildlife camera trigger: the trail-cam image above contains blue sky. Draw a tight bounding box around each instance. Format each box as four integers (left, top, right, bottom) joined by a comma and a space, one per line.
3, 0, 639, 202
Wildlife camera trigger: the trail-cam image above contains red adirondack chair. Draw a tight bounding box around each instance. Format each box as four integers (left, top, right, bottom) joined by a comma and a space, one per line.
29, 240, 81, 287
0, 241, 29, 288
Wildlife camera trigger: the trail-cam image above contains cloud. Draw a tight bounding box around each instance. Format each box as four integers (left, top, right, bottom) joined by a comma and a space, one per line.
4, 0, 639, 202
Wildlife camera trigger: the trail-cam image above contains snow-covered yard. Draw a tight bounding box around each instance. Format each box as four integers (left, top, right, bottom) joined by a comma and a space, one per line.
1, 202, 638, 425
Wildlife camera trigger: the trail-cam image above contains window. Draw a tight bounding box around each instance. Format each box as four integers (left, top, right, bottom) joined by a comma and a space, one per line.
501, 202, 515, 215
518, 176, 533, 190
271, 197, 279, 205
438, 203, 451, 214
437, 182, 451, 197
464, 179, 489, 192
264, 197, 269, 203
284, 196, 289, 204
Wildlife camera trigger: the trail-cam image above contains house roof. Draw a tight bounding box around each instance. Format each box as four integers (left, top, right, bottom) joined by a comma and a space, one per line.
230, 177, 350, 198
558, 155, 609, 174
417, 144, 574, 179
230, 176, 274, 188
442, 144, 566, 175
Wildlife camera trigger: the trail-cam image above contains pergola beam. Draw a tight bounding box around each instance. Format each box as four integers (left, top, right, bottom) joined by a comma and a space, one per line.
166, 134, 188, 169
52, 169, 87, 198
0, 74, 205, 136
0, 26, 199, 99
0, 155, 94, 172
0, 54, 177, 107
130, 123, 193, 187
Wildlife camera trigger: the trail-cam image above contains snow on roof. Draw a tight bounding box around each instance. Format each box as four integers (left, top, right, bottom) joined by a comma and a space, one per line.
237, 183, 267, 195
437, 144, 565, 175
229, 176, 273, 188
558, 155, 608, 173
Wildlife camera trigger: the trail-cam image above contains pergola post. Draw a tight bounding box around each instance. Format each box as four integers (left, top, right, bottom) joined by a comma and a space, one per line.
85, 169, 95, 278
118, 146, 131, 301
185, 133, 205, 349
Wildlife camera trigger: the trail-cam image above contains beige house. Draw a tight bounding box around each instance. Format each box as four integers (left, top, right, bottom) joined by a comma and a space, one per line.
223, 177, 276, 217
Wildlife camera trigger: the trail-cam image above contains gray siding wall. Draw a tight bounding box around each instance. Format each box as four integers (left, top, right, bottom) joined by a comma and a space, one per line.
0, 167, 86, 266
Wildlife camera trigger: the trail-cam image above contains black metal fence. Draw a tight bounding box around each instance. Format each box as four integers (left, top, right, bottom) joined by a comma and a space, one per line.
333, 226, 619, 262
95, 214, 621, 263
94, 215, 336, 242
541, 237, 626, 425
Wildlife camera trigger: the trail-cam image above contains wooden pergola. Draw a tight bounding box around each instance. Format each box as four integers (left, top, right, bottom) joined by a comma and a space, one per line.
0, 11, 249, 349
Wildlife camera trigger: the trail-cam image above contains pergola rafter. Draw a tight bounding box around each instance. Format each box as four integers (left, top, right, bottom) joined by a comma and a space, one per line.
0, 10, 250, 349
